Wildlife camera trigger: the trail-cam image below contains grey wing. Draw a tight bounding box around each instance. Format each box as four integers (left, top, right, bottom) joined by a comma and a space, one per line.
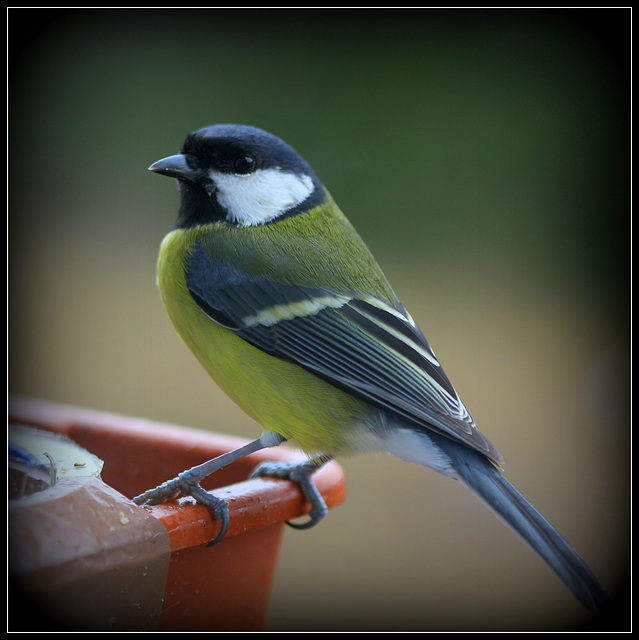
185, 243, 502, 465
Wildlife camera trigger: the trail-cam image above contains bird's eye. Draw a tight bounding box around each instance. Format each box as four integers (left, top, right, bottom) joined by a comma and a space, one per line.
233, 154, 257, 174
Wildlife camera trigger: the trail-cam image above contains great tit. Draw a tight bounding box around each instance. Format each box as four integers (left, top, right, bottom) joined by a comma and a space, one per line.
134, 124, 607, 611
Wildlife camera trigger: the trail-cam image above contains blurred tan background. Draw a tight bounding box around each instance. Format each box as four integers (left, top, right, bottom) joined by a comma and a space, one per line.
9, 9, 629, 631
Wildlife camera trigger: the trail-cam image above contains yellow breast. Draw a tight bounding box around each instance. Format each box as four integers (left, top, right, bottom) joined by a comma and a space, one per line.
156, 227, 375, 456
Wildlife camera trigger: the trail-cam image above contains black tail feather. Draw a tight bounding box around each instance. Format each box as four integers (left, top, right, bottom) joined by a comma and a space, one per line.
452, 452, 608, 611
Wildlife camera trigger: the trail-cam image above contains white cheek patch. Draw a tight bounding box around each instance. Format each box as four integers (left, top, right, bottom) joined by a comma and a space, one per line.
208, 168, 315, 226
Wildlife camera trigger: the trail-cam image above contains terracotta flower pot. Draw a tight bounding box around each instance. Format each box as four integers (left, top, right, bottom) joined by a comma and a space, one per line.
9, 396, 346, 631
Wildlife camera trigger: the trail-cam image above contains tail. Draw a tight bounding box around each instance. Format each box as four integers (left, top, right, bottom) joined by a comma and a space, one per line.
451, 451, 608, 611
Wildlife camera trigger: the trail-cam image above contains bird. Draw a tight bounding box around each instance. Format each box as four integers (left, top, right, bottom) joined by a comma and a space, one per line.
134, 123, 607, 611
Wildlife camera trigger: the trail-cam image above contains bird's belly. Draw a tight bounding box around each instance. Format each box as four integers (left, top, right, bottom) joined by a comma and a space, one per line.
160, 284, 375, 456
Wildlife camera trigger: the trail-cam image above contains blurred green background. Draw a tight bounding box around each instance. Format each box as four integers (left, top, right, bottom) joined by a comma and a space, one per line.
9, 8, 629, 631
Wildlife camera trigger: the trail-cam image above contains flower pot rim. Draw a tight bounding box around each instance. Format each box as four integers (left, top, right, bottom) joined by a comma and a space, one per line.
9, 395, 347, 549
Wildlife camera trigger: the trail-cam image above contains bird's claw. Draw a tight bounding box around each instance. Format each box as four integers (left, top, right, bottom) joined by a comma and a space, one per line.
133, 471, 229, 547
249, 459, 328, 529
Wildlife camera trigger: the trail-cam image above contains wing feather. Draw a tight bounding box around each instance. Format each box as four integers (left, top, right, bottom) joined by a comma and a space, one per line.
185, 244, 502, 464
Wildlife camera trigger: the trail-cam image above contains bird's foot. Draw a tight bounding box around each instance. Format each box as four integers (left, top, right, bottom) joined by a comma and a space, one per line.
133, 469, 230, 546
249, 457, 329, 529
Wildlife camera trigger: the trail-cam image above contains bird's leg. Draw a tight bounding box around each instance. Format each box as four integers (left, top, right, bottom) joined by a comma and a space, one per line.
132, 432, 286, 546
249, 453, 333, 530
